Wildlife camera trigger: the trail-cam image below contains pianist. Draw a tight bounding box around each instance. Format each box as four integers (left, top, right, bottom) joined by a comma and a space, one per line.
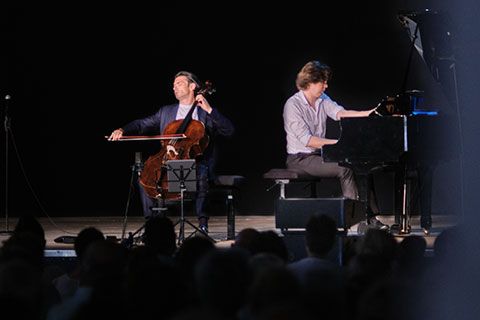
283, 61, 387, 230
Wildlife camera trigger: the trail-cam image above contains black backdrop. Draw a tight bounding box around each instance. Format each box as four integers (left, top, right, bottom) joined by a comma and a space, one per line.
0, 1, 465, 217
5, 2, 480, 316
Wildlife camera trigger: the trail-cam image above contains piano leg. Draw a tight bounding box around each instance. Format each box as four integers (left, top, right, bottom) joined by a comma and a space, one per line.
418, 165, 433, 234
392, 164, 412, 234
400, 168, 411, 234
397, 165, 432, 234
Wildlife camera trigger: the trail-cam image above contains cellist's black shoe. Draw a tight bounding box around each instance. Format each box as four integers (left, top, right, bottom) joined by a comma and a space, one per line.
200, 225, 209, 234
198, 216, 209, 234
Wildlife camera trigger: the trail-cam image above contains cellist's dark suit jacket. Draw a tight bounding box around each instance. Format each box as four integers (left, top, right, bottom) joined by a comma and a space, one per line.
122, 104, 235, 220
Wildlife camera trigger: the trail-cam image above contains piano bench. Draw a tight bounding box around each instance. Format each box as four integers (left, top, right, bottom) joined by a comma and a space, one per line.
263, 168, 313, 180
263, 168, 340, 199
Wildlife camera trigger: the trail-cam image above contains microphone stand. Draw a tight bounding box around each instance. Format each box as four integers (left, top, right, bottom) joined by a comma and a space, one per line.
1, 95, 12, 234
120, 152, 144, 244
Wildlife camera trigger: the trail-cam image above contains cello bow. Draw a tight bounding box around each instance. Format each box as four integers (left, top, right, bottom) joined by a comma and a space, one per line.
105, 134, 187, 142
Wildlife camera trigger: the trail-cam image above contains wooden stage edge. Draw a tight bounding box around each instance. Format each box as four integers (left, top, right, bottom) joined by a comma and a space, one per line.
0, 214, 458, 254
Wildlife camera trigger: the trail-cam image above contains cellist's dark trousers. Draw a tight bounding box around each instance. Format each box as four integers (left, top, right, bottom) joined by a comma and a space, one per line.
138, 162, 209, 222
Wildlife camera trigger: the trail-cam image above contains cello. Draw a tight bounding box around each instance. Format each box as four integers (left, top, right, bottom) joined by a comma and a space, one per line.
139, 81, 215, 200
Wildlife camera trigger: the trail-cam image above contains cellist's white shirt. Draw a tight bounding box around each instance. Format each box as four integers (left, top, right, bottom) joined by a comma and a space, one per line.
176, 104, 199, 121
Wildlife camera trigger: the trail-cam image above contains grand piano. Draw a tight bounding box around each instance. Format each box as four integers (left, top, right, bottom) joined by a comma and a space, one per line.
322, 93, 436, 234
321, 9, 459, 234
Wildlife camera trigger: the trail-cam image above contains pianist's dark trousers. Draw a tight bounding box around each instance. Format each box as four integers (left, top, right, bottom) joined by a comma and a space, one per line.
286, 153, 381, 217
286, 153, 358, 200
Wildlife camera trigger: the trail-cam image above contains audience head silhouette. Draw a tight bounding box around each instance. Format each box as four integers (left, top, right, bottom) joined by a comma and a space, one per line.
143, 215, 177, 257
305, 213, 337, 258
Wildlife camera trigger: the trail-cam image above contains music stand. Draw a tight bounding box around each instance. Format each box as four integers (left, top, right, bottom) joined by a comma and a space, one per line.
166, 159, 210, 244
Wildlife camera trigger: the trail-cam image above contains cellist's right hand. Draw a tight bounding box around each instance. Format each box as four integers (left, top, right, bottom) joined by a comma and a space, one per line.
108, 128, 124, 141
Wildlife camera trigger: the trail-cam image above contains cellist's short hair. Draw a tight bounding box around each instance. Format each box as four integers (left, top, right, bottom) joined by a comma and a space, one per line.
175, 71, 201, 90
296, 61, 332, 90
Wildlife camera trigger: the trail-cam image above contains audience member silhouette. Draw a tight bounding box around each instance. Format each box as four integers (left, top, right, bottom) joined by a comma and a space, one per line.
416, 226, 465, 320
0, 259, 43, 319
346, 229, 399, 319
287, 214, 346, 320
12, 214, 46, 243
232, 228, 261, 254
143, 215, 177, 257
248, 252, 286, 278
1, 215, 47, 272
396, 235, 427, 280
356, 228, 398, 262
356, 278, 421, 320
52, 227, 105, 299
194, 248, 250, 319
124, 246, 187, 320
288, 213, 339, 274
249, 230, 289, 262
432, 225, 460, 264
174, 235, 216, 300
243, 265, 304, 320
47, 239, 128, 320
1, 215, 61, 318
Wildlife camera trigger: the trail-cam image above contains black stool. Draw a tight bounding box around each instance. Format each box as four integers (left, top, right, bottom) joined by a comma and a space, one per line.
211, 175, 245, 240
264, 168, 357, 265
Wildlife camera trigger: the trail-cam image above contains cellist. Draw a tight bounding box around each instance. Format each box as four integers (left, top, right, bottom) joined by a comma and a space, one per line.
109, 71, 234, 233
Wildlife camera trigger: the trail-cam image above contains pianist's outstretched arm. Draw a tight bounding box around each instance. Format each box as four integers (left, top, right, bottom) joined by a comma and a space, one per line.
306, 136, 338, 149
336, 108, 375, 120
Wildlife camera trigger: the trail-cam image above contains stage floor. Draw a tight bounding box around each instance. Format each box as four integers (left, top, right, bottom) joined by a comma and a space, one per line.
0, 214, 458, 256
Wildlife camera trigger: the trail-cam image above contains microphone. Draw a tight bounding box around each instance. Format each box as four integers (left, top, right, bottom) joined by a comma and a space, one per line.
4, 94, 10, 111
134, 152, 144, 176
4, 95, 11, 131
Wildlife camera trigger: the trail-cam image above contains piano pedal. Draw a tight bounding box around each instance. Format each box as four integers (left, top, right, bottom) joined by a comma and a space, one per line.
400, 225, 411, 234
390, 223, 411, 235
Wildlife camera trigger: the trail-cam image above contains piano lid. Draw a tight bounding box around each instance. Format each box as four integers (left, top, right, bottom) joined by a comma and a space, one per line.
398, 9, 457, 106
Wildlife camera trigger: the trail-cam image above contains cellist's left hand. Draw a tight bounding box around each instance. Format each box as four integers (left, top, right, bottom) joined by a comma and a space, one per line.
196, 94, 213, 114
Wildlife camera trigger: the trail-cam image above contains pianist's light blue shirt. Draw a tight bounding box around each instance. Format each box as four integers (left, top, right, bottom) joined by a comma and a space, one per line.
283, 91, 344, 154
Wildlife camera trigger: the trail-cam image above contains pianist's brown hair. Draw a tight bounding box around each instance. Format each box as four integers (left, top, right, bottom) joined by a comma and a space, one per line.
296, 61, 332, 90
